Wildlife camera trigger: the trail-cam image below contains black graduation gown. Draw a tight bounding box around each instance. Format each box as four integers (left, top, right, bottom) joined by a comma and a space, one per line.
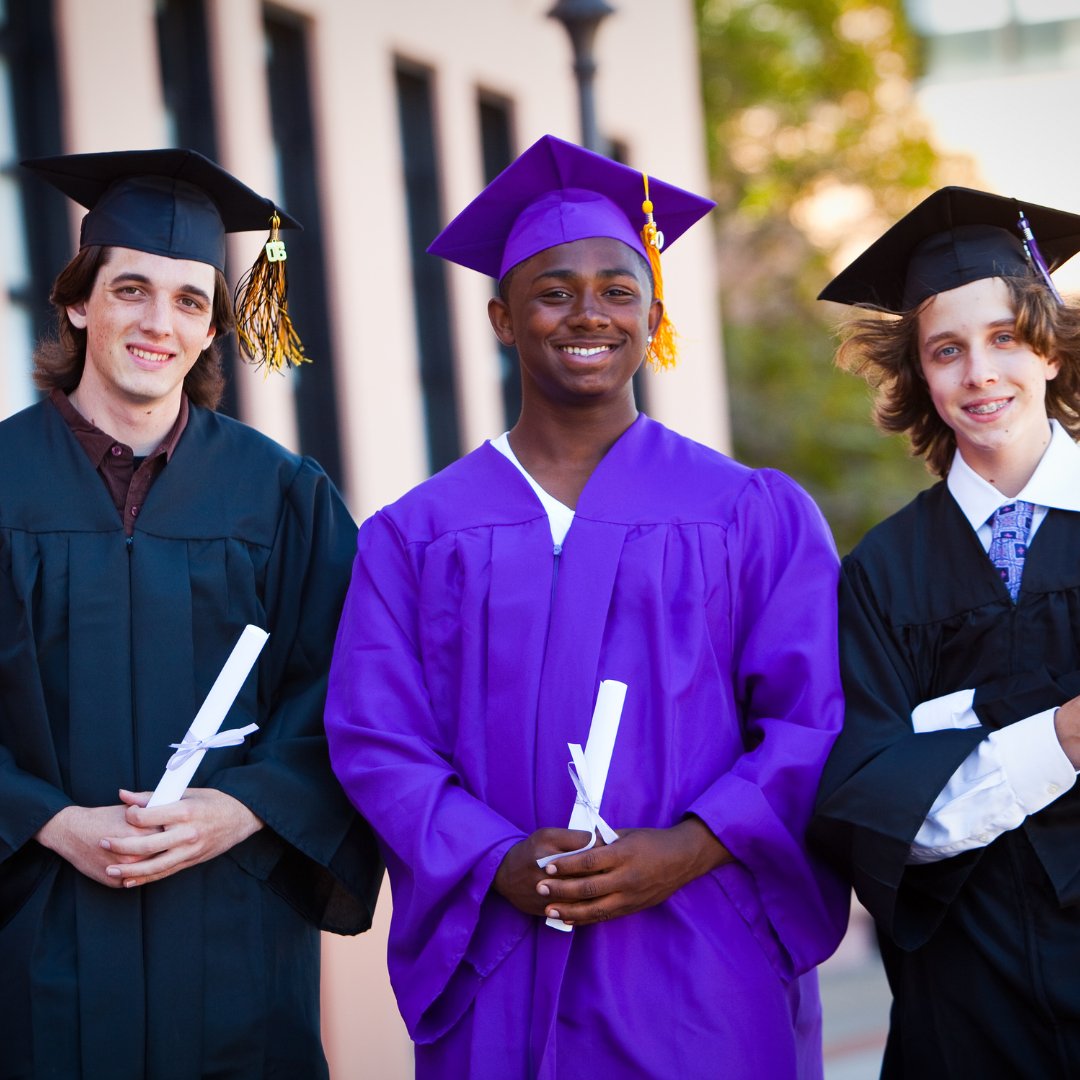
812, 482, 1080, 1079
0, 399, 382, 1079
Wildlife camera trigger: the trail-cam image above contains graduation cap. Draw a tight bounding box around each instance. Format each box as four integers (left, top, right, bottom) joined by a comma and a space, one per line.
818, 186, 1080, 313
23, 148, 307, 372
427, 134, 715, 370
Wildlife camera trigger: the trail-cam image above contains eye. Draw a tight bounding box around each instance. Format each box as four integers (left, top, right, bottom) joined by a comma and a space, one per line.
176, 293, 212, 314
933, 344, 960, 361
993, 330, 1016, 345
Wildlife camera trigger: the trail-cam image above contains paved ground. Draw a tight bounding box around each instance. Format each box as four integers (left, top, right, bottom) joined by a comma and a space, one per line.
819, 903, 891, 1080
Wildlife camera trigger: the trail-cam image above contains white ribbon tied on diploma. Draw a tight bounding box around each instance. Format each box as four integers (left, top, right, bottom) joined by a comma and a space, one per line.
538, 679, 627, 931
536, 746, 619, 869
166, 723, 260, 770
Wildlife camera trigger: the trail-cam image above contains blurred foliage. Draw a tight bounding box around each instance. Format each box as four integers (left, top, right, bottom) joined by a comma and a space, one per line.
695, 0, 949, 553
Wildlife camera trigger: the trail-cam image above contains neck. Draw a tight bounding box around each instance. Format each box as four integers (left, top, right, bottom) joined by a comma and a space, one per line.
68, 383, 182, 456
962, 426, 1053, 499
509, 395, 638, 508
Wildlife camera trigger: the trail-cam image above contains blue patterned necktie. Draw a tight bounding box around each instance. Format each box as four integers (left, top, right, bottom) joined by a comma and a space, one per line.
987, 500, 1035, 602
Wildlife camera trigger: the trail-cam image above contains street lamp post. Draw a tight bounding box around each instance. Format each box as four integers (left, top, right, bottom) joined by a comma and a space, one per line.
548, 0, 615, 153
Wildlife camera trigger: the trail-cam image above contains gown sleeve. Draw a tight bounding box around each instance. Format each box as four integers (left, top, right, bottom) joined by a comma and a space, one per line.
811, 554, 991, 948
971, 666, 1080, 729
685, 470, 850, 976
0, 531, 76, 919
208, 458, 382, 935
325, 510, 531, 1041
910, 710, 1075, 861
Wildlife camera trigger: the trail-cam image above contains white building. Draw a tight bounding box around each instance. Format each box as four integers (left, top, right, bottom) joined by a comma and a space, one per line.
907, 0, 1080, 288
0, 2, 724, 1075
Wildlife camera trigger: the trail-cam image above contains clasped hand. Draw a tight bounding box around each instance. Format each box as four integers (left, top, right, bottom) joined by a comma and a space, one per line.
37, 788, 263, 888
492, 817, 730, 926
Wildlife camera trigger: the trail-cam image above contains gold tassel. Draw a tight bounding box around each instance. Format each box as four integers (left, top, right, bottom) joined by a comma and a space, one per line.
233, 212, 309, 373
640, 173, 677, 371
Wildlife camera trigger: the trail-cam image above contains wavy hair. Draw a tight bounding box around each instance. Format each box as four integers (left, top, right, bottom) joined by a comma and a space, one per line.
835, 276, 1080, 477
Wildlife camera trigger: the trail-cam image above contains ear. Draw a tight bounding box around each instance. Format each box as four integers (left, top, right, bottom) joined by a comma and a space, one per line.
488, 296, 515, 347
67, 301, 88, 330
202, 323, 217, 353
1045, 354, 1061, 381
647, 297, 664, 337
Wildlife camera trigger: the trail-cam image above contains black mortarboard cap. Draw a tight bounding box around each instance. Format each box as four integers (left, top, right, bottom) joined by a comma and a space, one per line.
21, 148, 300, 273
818, 186, 1080, 313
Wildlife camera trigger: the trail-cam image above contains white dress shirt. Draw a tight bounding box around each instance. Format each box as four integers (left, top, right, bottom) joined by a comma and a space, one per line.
909, 420, 1080, 862
491, 433, 575, 547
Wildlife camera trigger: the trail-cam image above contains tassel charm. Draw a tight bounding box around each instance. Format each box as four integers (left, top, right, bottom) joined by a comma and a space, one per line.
1017, 209, 1064, 305
640, 173, 678, 371
233, 212, 309, 373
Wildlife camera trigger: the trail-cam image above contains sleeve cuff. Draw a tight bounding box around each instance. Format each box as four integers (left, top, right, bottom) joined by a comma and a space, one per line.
912, 688, 977, 733
995, 708, 1077, 814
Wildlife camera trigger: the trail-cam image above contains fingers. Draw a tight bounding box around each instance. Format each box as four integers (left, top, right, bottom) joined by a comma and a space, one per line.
101, 828, 187, 858
106, 846, 194, 887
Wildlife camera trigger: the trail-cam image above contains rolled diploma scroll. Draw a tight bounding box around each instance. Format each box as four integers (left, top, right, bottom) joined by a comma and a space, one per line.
539, 678, 627, 931
146, 625, 269, 808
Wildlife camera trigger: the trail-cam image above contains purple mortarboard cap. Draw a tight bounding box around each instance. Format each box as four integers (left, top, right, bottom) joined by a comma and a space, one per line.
22, 148, 300, 273
427, 134, 715, 280
819, 186, 1080, 313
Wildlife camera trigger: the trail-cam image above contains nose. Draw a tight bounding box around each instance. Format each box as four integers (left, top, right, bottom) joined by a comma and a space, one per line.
139, 293, 173, 337
567, 289, 610, 328
963, 343, 999, 387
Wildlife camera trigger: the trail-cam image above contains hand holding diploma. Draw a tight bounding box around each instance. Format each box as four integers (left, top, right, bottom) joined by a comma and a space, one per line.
102, 787, 264, 887
535, 818, 732, 927
37, 626, 270, 888
539, 679, 626, 930
492, 679, 735, 927
100, 626, 268, 886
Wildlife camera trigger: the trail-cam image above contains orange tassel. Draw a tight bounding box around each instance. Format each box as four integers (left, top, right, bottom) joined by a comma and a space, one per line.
233, 212, 309, 374
640, 173, 677, 371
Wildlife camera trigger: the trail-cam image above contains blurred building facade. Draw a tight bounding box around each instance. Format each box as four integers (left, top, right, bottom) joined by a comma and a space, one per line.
0, 1, 724, 1075
906, 0, 1080, 287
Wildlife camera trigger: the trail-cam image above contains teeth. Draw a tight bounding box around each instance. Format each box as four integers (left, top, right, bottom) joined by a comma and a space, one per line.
562, 345, 610, 357
966, 401, 1008, 415
130, 346, 170, 362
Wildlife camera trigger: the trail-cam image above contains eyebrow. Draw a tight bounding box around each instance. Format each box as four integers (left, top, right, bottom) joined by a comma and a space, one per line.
528, 267, 641, 285
107, 271, 213, 304
922, 317, 1015, 348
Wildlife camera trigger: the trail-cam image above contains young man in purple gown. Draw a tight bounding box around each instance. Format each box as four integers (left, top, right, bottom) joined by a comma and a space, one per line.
326, 135, 848, 1078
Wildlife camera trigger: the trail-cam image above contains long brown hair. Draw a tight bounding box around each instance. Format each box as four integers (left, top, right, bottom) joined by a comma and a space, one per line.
835, 276, 1080, 477
32, 245, 235, 410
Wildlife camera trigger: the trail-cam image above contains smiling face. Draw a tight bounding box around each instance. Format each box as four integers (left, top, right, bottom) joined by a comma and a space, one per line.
67, 246, 218, 416
488, 236, 662, 412
917, 276, 1060, 485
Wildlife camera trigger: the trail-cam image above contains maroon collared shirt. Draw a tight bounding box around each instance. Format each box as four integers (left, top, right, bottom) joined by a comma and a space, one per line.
49, 388, 189, 536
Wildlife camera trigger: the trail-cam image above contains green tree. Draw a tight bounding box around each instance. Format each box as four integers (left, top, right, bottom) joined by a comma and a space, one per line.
696, 0, 956, 552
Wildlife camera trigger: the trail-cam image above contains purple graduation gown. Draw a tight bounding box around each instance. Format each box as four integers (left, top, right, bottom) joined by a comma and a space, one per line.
326, 415, 848, 1078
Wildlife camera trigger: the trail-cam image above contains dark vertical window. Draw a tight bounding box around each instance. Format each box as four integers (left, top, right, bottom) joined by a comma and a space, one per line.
478, 92, 520, 430
156, 0, 216, 157
0, 0, 65, 411
396, 62, 460, 474
263, 7, 343, 484
154, 0, 245, 417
